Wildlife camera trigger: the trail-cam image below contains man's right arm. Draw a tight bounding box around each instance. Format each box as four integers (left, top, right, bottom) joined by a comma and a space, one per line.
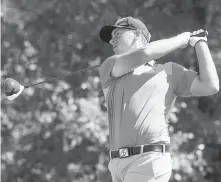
111, 33, 191, 77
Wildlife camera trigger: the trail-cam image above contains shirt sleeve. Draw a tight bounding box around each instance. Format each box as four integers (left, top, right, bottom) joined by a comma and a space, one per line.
99, 56, 117, 89
172, 62, 199, 97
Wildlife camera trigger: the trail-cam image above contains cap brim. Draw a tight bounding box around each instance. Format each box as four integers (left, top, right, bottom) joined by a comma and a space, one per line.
100, 25, 135, 43
99, 25, 117, 43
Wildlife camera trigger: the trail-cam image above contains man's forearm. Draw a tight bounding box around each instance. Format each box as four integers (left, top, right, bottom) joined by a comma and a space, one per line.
112, 33, 189, 77
142, 34, 187, 61
195, 41, 219, 90
118, 34, 187, 69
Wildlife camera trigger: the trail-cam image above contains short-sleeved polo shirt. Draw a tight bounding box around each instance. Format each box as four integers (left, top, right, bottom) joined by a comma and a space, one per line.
99, 57, 198, 150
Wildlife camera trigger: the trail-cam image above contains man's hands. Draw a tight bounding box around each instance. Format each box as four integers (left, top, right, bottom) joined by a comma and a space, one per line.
177, 29, 208, 49
189, 29, 208, 47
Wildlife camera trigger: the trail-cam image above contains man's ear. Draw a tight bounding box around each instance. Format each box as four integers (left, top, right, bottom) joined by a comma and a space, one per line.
134, 30, 147, 43
135, 29, 141, 37
141, 34, 147, 44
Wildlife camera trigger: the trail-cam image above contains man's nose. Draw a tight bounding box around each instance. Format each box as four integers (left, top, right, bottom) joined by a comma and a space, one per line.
110, 39, 116, 45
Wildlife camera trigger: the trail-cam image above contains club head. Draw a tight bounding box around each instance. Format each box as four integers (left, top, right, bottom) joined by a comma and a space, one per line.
4, 78, 24, 100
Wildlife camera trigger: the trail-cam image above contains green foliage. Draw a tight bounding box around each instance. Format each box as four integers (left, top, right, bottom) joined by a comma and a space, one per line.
1, 0, 221, 182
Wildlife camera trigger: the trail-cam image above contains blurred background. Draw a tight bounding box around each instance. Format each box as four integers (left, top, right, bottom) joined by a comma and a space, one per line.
1, 0, 221, 182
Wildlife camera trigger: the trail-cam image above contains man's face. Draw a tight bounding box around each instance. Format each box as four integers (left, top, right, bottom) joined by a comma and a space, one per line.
110, 28, 136, 55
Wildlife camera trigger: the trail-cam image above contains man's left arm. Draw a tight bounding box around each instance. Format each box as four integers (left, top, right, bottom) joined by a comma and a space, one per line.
190, 41, 220, 96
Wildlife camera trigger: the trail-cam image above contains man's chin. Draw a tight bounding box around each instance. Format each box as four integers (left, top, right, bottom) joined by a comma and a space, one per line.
113, 49, 127, 55
114, 52, 121, 55
113, 49, 120, 55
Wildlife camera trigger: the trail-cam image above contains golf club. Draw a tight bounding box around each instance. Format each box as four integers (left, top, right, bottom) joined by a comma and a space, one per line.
4, 64, 100, 100
4, 31, 208, 100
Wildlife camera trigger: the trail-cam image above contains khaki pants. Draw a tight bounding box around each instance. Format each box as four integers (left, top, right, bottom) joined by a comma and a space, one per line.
108, 151, 172, 182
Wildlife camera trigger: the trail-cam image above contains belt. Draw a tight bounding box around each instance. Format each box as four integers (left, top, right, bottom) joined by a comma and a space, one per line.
110, 144, 169, 159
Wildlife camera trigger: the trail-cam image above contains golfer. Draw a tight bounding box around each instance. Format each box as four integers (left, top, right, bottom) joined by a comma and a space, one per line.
99, 17, 219, 182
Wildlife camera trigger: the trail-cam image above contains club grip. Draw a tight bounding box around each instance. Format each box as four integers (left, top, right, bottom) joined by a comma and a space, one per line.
190, 31, 208, 37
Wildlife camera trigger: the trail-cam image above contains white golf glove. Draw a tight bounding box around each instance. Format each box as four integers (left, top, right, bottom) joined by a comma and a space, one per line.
189, 29, 208, 47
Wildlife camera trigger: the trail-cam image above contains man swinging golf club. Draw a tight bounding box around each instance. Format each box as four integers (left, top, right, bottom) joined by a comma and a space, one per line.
99, 17, 219, 182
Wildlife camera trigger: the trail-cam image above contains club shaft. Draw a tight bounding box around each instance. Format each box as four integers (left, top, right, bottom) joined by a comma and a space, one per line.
24, 64, 100, 88
23, 31, 207, 88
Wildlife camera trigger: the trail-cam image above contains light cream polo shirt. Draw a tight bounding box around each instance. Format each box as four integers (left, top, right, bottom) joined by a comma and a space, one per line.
99, 56, 198, 150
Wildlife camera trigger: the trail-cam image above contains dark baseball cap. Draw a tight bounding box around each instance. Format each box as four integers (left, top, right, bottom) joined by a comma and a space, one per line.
99, 17, 151, 43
